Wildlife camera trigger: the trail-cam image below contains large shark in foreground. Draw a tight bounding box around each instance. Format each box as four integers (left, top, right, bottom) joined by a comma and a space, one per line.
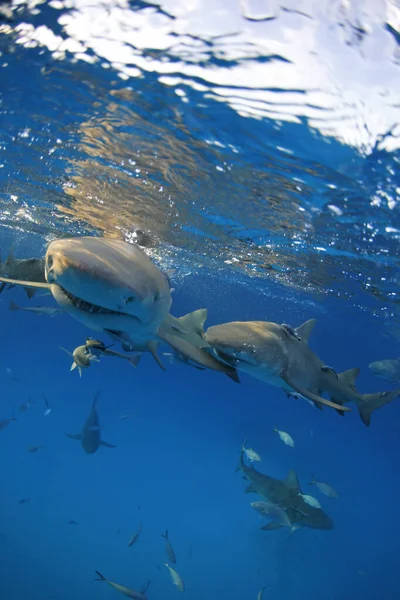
65, 392, 115, 454
0, 237, 238, 379
237, 450, 333, 530
205, 319, 400, 425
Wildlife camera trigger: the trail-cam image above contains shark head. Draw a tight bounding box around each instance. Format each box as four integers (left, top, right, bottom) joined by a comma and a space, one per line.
44, 237, 172, 342
205, 321, 288, 373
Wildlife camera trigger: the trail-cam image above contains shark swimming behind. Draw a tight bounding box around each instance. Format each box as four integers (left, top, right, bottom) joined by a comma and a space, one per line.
205, 319, 400, 426
237, 449, 333, 531
65, 392, 115, 454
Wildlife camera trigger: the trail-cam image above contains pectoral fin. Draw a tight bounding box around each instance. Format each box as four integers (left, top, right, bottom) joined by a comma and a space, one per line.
0, 275, 50, 290
100, 440, 116, 448
282, 374, 351, 412
147, 341, 166, 371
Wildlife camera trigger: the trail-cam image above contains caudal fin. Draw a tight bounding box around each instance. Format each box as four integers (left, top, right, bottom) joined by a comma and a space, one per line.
358, 388, 400, 426
95, 571, 107, 581
9, 300, 19, 311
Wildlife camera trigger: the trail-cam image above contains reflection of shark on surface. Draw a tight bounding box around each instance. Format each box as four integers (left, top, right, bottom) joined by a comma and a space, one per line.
65, 392, 116, 454
205, 319, 400, 426
237, 449, 333, 531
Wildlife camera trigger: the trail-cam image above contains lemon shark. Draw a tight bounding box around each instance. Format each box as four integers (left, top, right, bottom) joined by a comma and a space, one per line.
205, 319, 400, 425
237, 450, 333, 530
65, 392, 115, 454
0, 236, 238, 379
0, 246, 45, 298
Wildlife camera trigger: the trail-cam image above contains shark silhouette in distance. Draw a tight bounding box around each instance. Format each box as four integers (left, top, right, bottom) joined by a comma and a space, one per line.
205, 319, 400, 426
65, 392, 115, 454
237, 449, 333, 531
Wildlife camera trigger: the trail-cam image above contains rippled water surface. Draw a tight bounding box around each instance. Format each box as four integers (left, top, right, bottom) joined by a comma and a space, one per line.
1, 2, 400, 600
1, 0, 400, 315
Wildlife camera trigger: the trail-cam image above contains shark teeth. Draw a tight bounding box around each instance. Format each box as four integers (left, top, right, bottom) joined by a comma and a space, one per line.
60, 286, 120, 315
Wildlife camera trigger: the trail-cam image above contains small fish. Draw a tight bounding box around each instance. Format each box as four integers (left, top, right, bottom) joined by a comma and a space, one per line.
257, 587, 265, 600
273, 427, 294, 447
9, 300, 65, 316
241, 437, 261, 463
161, 529, 176, 564
309, 476, 339, 498
298, 493, 321, 509
95, 571, 150, 599
128, 522, 142, 547
43, 394, 52, 416
250, 501, 291, 528
19, 398, 34, 413
60, 344, 100, 377
6, 367, 20, 381
68, 520, 78, 525
0, 414, 16, 431
164, 563, 185, 592
27, 445, 45, 453
18, 497, 30, 504
118, 413, 136, 421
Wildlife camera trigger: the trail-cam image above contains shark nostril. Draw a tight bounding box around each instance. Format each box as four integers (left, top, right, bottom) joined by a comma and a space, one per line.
47, 255, 53, 270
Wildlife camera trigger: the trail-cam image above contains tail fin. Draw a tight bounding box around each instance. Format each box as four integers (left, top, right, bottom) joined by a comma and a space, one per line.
161, 529, 168, 540
128, 355, 141, 368
9, 300, 19, 311
358, 388, 400, 426
25, 287, 36, 299
95, 571, 106, 581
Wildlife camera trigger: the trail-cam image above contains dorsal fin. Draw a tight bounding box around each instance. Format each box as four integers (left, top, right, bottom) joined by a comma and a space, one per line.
177, 308, 208, 337
295, 319, 316, 344
5, 244, 15, 265
284, 469, 300, 493
338, 368, 360, 390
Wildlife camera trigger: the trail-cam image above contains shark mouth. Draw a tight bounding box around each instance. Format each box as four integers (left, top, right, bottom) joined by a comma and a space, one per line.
58, 285, 139, 321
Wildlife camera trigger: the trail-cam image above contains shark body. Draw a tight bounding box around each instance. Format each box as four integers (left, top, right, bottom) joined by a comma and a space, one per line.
0, 246, 45, 298
65, 392, 115, 454
238, 450, 333, 530
205, 319, 400, 425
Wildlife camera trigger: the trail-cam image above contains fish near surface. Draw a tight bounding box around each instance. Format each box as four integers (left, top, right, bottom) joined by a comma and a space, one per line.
65, 392, 115, 454
205, 319, 400, 426
237, 450, 333, 530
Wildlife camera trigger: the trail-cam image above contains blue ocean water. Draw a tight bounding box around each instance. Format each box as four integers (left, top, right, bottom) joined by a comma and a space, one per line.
1, 1, 400, 599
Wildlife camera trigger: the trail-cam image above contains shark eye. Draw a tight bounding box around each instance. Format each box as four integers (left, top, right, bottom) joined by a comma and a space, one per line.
47, 254, 53, 269
153, 291, 161, 302
125, 296, 136, 304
